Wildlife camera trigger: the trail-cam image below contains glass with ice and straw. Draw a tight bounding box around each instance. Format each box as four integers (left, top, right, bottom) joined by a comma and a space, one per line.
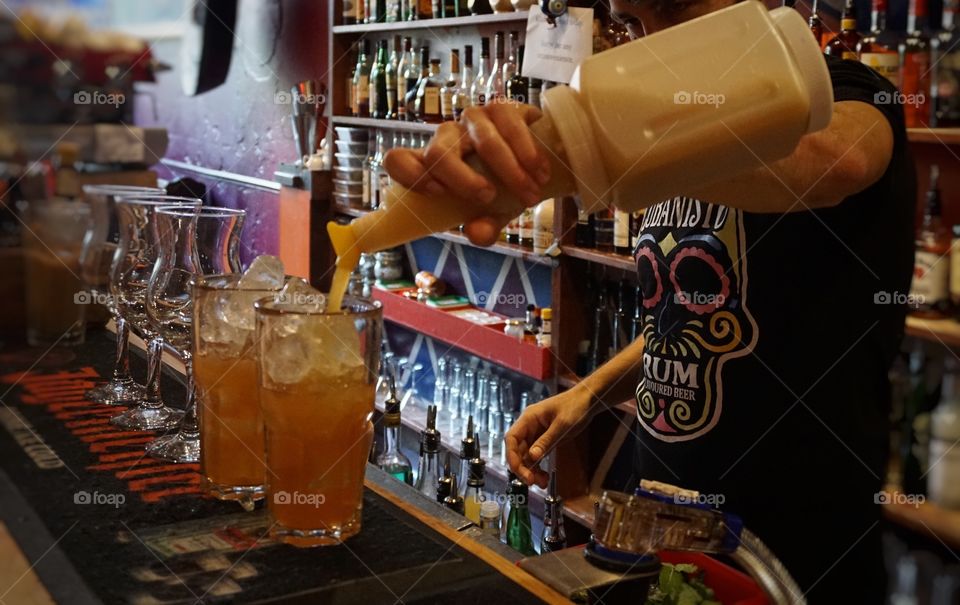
255, 280, 381, 546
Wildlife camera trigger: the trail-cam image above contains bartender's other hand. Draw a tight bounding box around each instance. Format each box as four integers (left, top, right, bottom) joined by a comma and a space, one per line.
383, 102, 551, 246
505, 387, 592, 488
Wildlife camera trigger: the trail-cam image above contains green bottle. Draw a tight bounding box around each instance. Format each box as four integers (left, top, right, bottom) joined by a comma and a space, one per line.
370, 39, 390, 119
505, 473, 536, 556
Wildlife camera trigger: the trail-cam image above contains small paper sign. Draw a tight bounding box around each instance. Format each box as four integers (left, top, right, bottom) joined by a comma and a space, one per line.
521, 7, 593, 85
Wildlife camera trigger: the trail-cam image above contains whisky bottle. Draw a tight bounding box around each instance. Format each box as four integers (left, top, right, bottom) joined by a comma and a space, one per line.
405, 46, 429, 121
900, 0, 932, 127
858, 0, 900, 86
415, 58, 444, 123
613, 207, 630, 255
440, 49, 461, 122
931, 0, 960, 127
353, 39, 372, 117
910, 166, 951, 318
824, 0, 860, 60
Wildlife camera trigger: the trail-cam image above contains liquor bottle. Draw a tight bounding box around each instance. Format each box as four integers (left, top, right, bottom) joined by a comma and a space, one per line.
417, 0, 432, 19
356, 0, 365, 23
397, 37, 414, 121
347, 43, 358, 115
858, 0, 900, 86
537, 307, 552, 348
470, 0, 493, 15
932, 0, 960, 127
506, 45, 529, 103
824, 0, 860, 60
503, 31, 520, 84
403, 0, 413, 20
575, 209, 595, 248
808, 0, 823, 47
440, 49, 461, 122
929, 358, 960, 508
610, 281, 627, 355
386, 35, 400, 119
405, 46, 429, 121
594, 208, 615, 252
518, 205, 534, 248
630, 209, 643, 251
353, 39, 372, 117
613, 207, 631, 255
485, 31, 506, 104
444, 474, 465, 514
370, 40, 389, 119
540, 471, 567, 553
471, 37, 492, 106
453, 45, 474, 120
377, 377, 414, 484
458, 416, 478, 497
415, 405, 442, 500
415, 58, 444, 123
480, 500, 501, 538
910, 165, 951, 318
386, 0, 401, 21
902, 346, 928, 495
505, 474, 536, 555
630, 283, 643, 343
527, 77, 542, 109
436, 457, 452, 503
463, 457, 486, 523
589, 279, 610, 372
343, 0, 356, 25
900, 0, 932, 127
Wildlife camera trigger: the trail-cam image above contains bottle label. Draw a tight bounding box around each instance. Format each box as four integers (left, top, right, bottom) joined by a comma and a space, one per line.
362, 168, 371, 206
424, 87, 440, 116
357, 75, 370, 101
614, 209, 630, 248
911, 249, 949, 304
860, 52, 900, 86
534, 227, 552, 254
368, 82, 377, 115
901, 52, 931, 125
505, 216, 520, 236
841, 51, 857, 61
577, 209, 590, 226
950, 238, 960, 302
519, 208, 534, 240
440, 89, 455, 119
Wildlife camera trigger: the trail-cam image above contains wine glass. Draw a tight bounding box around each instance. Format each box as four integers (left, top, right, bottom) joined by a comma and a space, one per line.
81, 184, 164, 405
145, 205, 246, 463
109, 196, 202, 431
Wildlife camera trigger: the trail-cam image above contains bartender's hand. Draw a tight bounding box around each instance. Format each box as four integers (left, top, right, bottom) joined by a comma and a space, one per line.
383, 102, 552, 246
505, 386, 593, 488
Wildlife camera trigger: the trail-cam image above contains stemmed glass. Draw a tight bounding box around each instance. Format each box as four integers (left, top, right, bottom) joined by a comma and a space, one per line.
109, 196, 202, 431
144, 205, 246, 463
81, 184, 164, 405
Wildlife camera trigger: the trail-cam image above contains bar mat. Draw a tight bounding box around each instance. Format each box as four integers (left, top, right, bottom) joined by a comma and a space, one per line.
0, 332, 546, 604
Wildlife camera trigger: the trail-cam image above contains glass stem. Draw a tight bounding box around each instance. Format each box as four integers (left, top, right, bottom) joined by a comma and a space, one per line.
179, 357, 200, 438
112, 313, 132, 382
143, 337, 165, 411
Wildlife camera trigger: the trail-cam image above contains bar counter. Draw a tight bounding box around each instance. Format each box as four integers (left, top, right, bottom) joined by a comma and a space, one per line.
0, 331, 571, 604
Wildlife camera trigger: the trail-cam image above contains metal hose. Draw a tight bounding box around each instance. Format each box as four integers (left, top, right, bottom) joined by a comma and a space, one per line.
733, 528, 807, 605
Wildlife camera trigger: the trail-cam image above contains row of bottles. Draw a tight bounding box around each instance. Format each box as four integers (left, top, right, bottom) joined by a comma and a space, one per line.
342, 0, 534, 25
577, 273, 642, 376
576, 206, 645, 256
909, 164, 960, 319
809, 0, 960, 127
347, 31, 546, 122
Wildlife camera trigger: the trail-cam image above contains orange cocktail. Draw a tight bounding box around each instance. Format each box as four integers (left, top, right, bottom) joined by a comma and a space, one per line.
193, 274, 281, 507
255, 291, 380, 547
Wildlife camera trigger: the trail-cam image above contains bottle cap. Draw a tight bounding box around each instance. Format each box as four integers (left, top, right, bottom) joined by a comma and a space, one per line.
541, 307, 552, 320
480, 499, 501, 518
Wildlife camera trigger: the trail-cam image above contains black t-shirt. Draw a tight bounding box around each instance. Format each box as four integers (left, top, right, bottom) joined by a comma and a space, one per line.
631, 55, 914, 603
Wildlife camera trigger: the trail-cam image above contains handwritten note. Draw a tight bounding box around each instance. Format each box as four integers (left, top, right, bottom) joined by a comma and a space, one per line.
521, 7, 593, 84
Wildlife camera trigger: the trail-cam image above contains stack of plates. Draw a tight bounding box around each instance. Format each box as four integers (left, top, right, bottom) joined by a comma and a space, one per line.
333, 127, 368, 207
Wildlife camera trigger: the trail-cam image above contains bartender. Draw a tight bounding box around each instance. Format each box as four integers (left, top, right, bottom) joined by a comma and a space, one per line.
384, 0, 914, 602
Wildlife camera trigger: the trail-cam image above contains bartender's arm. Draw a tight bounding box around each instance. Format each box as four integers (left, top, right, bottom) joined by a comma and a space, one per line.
384, 99, 894, 244
504, 338, 645, 488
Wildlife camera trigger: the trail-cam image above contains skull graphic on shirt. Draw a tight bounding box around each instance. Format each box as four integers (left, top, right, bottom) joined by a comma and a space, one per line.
633, 197, 758, 442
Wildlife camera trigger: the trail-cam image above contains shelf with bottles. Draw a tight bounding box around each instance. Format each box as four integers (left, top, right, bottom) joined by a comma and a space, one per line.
333, 11, 530, 34
562, 245, 636, 273
905, 315, 960, 349
907, 128, 960, 145
371, 287, 553, 380
331, 115, 439, 133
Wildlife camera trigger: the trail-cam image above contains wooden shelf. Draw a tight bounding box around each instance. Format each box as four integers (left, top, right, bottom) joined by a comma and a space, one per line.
905, 316, 960, 349
372, 287, 553, 380
333, 11, 530, 34
331, 204, 558, 267
562, 245, 636, 272
907, 128, 960, 145
331, 115, 438, 133
883, 495, 960, 550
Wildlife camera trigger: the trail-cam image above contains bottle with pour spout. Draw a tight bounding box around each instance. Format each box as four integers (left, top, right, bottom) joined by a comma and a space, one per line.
327, 1, 833, 309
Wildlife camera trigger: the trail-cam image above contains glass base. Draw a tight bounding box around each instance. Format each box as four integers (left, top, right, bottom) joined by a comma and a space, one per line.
205, 480, 265, 512
146, 431, 200, 463
110, 406, 184, 431
86, 379, 145, 406
269, 521, 361, 547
